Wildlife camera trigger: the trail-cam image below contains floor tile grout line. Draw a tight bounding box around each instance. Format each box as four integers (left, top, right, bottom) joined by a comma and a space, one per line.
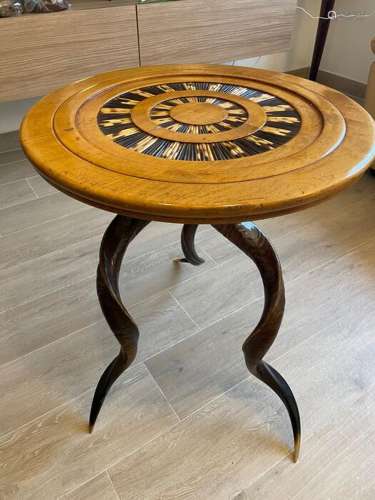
0, 226, 217, 316
167, 290, 201, 330
2, 229, 369, 371
0, 153, 24, 164
0, 205, 91, 237
0, 294, 257, 444
57, 471, 105, 499
105, 348, 348, 480
0, 384, 94, 444
0, 177, 36, 189
0, 234, 211, 316
77, 379, 253, 493
102, 375, 253, 477
1, 219, 210, 275
1, 229, 373, 430
61, 414, 182, 498
3, 300, 374, 496
167, 252, 241, 293
139, 299, 253, 365
2, 223, 372, 357
233, 415, 363, 498
290, 430, 365, 499
0, 143, 22, 156
0, 277, 257, 373
0, 268, 97, 316
106, 470, 122, 500
25, 176, 39, 198
0, 357, 182, 445
143, 363, 181, 422
1, 234, 368, 441
121, 226, 214, 268
177, 375, 251, 424
0, 317, 103, 370
1, 197, 39, 212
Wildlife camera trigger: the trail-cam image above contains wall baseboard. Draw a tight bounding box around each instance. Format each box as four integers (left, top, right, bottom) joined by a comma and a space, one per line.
288, 67, 366, 100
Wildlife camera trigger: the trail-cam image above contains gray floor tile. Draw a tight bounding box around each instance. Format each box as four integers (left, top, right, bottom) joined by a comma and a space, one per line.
0, 179, 36, 209
27, 175, 58, 198
0, 130, 20, 153
0, 192, 89, 236
0, 159, 35, 185
0, 148, 25, 165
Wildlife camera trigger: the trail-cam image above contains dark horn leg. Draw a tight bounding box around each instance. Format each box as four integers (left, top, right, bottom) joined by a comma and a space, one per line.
213, 221, 301, 462
89, 215, 150, 432
179, 224, 205, 265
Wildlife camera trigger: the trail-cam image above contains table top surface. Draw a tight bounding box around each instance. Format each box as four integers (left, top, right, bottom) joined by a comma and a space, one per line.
20, 64, 375, 223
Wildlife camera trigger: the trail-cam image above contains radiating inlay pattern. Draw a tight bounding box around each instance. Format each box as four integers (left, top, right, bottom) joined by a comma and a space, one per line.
98, 82, 301, 161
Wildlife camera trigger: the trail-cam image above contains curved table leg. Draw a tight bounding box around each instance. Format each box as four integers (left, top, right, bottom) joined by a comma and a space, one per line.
179, 224, 205, 265
213, 221, 301, 462
89, 215, 150, 431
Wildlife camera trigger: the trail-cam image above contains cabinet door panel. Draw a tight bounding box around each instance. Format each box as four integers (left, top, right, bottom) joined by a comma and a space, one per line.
0, 5, 139, 101
137, 0, 297, 66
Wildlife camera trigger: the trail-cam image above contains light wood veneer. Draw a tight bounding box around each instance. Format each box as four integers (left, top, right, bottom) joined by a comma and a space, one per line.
137, 0, 297, 65
0, 5, 139, 101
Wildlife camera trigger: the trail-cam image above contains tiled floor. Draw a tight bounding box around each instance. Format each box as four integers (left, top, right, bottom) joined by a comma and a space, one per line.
0, 131, 374, 499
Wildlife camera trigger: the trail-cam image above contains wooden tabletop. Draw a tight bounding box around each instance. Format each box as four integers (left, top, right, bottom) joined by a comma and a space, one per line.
20, 65, 375, 223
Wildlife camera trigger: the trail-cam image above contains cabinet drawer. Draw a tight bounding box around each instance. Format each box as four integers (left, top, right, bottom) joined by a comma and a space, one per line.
0, 5, 139, 101
138, 0, 296, 65
137, 0, 297, 65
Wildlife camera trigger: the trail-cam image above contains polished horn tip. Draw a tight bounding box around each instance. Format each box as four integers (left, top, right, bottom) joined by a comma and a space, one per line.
293, 434, 301, 463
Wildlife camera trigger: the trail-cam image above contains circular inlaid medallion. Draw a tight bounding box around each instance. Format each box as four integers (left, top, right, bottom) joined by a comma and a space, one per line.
97, 82, 301, 160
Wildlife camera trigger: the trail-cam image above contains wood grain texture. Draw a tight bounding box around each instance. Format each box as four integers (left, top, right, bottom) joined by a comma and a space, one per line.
170, 253, 261, 328
0, 179, 36, 209
0, 208, 111, 271
109, 375, 292, 500
0, 278, 199, 431
0, 234, 101, 313
119, 241, 214, 305
148, 206, 375, 418
0, 282, 197, 368
21, 65, 375, 223
248, 392, 375, 499
62, 472, 118, 500
0, 165, 374, 498
0, 364, 178, 498
0, 192, 88, 236
0, 160, 35, 185
0, 5, 139, 101
137, 0, 297, 65
109, 237, 375, 499
0, 131, 20, 154
0, 149, 25, 165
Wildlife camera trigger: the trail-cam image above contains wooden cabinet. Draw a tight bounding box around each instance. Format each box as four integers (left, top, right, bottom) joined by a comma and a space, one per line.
0, 0, 296, 102
0, 2, 138, 101
137, 0, 297, 65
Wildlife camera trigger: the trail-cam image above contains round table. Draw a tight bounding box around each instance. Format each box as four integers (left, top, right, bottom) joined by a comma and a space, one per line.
21, 64, 375, 462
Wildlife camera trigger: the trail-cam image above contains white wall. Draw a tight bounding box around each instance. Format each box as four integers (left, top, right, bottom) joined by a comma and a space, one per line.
320, 0, 374, 84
